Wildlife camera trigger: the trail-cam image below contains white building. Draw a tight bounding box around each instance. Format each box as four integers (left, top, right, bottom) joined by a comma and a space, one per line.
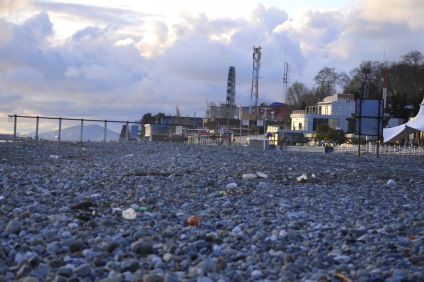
290, 94, 355, 133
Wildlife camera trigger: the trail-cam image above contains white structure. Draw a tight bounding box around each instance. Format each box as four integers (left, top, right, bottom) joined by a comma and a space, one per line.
383, 97, 424, 143
290, 94, 355, 133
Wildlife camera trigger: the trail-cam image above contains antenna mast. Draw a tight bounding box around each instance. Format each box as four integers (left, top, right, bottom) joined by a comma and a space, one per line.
283, 45, 289, 103
383, 51, 388, 111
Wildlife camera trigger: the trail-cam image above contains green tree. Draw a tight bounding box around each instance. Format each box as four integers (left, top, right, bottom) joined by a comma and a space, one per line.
141, 113, 153, 124
154, 112, 165, 123
312, 124, 331, 142
346, 114, 356, 134
388, 91, 410, 122
142, 112, 165, 124
119, 125, 129, 140
326, 128, 346, 145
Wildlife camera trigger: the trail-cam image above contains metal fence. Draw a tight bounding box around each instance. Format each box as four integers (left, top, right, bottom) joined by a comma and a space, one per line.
6, 114, 141, 142
334, 144, 424, 156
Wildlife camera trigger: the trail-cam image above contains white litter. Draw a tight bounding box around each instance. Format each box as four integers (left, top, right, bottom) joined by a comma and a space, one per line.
387, 179, 396, 186
122, 208, 137, 220
296, 174, 308, 182
242, 173, 257, 179
226, 182, 238, 189
256, 172, 268, 178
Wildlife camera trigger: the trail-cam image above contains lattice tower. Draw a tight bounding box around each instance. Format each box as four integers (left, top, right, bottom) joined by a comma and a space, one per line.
283, 62, 289, 103
249, 46, 261, 121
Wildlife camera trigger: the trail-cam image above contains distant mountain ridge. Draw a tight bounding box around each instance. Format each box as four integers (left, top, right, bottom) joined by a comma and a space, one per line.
29, 124, 119, 141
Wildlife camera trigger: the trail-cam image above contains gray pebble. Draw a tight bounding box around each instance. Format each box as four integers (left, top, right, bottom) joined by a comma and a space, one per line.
6, 220, 21, 234
0, 142, 423, 281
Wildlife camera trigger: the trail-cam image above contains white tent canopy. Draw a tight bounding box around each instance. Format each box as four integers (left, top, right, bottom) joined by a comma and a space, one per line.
383, 98, 424, 143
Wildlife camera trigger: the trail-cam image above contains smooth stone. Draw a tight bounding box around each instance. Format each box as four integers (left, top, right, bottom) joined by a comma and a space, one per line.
6, 220, 22, 234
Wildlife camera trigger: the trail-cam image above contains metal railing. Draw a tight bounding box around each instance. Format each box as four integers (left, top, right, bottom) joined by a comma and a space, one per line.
7, 114, 141, 142
334, 144, 424, 156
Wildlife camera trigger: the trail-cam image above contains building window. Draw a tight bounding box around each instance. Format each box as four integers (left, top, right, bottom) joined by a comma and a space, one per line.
299, 123, 302, 130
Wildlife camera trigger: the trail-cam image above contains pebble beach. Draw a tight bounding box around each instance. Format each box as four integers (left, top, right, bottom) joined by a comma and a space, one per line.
0, 141, 423, 282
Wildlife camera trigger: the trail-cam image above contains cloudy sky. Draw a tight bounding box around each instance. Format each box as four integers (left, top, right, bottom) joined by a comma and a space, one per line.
1, 0, 423, 134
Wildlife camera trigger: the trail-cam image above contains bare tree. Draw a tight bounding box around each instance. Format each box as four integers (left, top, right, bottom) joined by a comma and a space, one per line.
314, 67, 339, 100
175, 106, 181, 123
286, 82, 312, 110
338, 71, 351, 92
205, 100, 215, 118
401, 50, 424, 66
344, 61, 384, 99
399, 50, 424, 100
176, 106, 181, 118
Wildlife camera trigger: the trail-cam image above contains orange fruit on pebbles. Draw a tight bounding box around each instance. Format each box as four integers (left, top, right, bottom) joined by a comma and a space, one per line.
187, 215, 200, 226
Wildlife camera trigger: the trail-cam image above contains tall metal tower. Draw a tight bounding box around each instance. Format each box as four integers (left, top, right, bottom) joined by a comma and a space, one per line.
249, 46, 261, 122
282, 45, 289, 103
225, 66, 236, 119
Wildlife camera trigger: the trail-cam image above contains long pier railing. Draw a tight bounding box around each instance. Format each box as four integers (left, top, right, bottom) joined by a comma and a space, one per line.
7, 114, 141, 142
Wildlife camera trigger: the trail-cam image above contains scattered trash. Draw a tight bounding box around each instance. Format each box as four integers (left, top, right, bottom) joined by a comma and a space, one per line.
242, 173, 257, 179
279, 230, 288, 238
139, 206, 147, 212
256, 172, 268, 178
68, 223, 79, 229
296, 174, 308, 182
124, 154, 134, 157
387, 179, 396, 186
226, 188, 252, 195
49, 155, 59, 159
110, 208, 122, 213
219, 190, 227, 195
122, 208, 137, 220
406, 235, 416, 240
187, 215, 200, 226
226, 183, 238, 189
